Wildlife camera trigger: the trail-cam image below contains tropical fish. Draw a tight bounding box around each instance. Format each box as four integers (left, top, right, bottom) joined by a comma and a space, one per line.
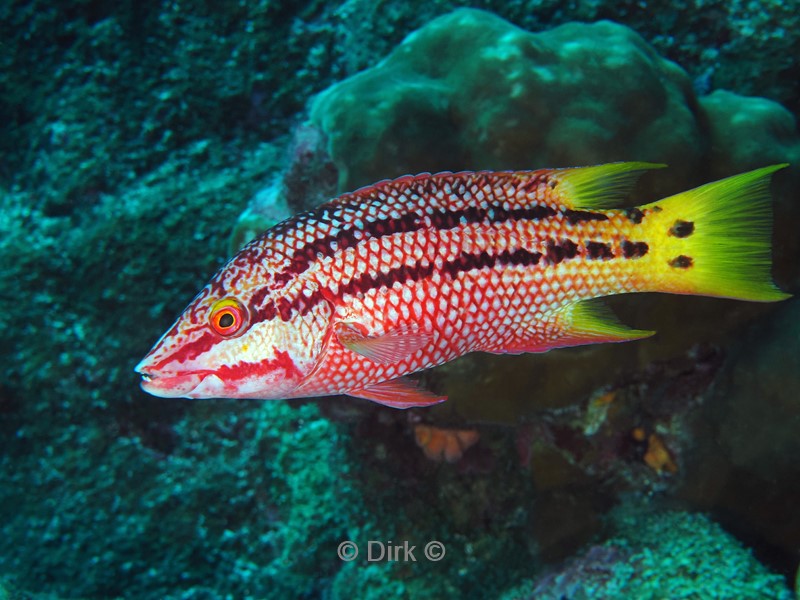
135, 162, 790, 408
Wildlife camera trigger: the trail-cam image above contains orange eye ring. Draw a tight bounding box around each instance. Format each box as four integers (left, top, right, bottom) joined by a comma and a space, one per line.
209, 298, 248, 337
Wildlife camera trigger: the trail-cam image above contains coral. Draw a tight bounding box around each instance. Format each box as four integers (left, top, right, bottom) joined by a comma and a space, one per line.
413, 424, 480, 462
311, 9, 708, 193
676, 298, 800, 557
228, 176, 292, 255
229, 123, 337, 254
701, 90, 800, 177
310, 8, 799, 198
502, 507, 793, 599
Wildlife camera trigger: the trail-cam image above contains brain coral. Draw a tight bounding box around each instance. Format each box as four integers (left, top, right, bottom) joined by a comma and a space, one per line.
310, 8, 799, 199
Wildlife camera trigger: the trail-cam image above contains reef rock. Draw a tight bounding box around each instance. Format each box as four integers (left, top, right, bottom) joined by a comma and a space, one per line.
502, 507, 793, 600
311, 9, 706, 194
310, 8, 799, 197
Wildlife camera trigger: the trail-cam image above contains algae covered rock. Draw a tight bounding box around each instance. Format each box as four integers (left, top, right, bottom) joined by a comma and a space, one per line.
311, 8, 706, 193
502, 508, 793, 600
311, 8, 800, 198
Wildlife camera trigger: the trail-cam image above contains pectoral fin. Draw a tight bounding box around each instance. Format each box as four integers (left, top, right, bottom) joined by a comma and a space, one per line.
348, 377, 447, 409
334, 321, 430, 364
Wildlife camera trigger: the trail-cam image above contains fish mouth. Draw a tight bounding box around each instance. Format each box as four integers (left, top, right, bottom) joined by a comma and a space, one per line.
137, 368, 207, 398
135, 355, 223, 399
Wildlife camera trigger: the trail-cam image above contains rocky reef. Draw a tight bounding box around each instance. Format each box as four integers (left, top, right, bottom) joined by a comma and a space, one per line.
1, 1, 799, 598
502, 506, 793, 599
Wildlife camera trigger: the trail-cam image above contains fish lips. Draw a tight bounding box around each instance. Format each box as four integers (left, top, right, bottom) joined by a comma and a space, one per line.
136, 362, 225, 399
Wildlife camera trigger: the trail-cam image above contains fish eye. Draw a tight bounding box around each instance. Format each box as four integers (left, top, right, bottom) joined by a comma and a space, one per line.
209, 298, 248, 337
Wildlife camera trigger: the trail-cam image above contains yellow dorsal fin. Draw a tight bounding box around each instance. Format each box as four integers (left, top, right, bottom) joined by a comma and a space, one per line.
557, 298, 655, 345
549, 162, 666, 209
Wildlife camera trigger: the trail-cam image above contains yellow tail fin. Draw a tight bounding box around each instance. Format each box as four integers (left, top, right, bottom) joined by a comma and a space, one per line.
638, 164, 790, 302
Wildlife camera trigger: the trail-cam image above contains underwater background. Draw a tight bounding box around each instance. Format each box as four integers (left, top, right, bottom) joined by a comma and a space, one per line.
2, 0, 800, 598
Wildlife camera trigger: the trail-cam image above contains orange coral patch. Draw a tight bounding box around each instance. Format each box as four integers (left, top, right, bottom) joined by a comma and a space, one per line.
414, 425, 479, 463
643, 433, 678, 475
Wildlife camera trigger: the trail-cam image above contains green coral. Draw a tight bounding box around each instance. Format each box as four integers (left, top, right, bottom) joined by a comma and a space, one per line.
311, 8, 799, 197
311, 9, 707, 193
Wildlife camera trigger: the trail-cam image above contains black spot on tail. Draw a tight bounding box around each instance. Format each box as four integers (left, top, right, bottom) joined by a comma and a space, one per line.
669, 255, 693, 269
669, 220, 694, 238
624, 207, 644, 224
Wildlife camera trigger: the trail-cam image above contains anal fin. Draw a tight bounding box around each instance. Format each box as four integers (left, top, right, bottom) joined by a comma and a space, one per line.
489, 298, 654, 355
554, 298, 655, 347
348, 377, 447, 409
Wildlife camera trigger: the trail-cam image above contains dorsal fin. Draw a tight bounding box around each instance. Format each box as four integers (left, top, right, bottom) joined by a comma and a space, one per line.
548, 162, 666, 209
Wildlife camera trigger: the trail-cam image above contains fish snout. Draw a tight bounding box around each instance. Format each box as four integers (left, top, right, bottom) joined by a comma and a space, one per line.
135, 353, 211, 399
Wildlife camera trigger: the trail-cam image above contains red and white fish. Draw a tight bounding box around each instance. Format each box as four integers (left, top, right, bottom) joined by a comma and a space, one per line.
135, 162, 789, 408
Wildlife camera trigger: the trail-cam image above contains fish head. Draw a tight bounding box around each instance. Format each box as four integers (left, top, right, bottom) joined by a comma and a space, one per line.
135, 242, 329, 400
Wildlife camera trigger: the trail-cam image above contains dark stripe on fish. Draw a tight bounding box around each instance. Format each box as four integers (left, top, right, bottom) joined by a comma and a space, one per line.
546, 239, 579, 264
272, 201, 559, 286
428, 205, 557, 230
564, 209, 609, 225
266, 246, 549, 322
621, 240, 649, 258
586, 241, 614, 260
275, 213, 419, 286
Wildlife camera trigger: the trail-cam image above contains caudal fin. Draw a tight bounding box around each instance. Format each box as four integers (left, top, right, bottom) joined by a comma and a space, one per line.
638, 164, 790, 302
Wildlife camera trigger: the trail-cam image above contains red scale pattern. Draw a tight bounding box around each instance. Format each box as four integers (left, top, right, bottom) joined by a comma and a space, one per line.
273, 172, 641, 397
140, 169, 649, 400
